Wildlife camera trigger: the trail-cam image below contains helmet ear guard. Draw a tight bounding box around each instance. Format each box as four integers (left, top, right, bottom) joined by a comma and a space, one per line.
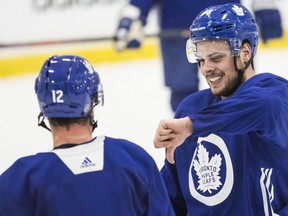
186, 3, 258, 64
94, 83, 104, 107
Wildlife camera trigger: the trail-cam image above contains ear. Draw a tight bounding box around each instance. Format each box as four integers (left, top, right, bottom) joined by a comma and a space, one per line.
241, 42, 252, 63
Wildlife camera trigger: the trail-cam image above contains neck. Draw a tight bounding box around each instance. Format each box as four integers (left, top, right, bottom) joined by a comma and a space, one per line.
243, 67, 255, 81
220, 67, 255, 100
51, 124, 93, 148
221, 57, 256, 99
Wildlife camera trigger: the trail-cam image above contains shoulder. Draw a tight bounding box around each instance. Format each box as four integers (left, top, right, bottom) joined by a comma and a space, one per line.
239, 73, 288, 91
1, 153, 51, 173
0, 153, 56, 186
237, 73, 288, 100
104, 136, 147, 152
104, 136, 155, 162
103, 136, 158, 172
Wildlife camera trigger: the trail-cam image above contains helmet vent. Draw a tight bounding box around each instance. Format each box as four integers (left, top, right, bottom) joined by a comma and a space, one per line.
213, 25, 224, 32
225, 24, 234, 29
213, 23, 234, 32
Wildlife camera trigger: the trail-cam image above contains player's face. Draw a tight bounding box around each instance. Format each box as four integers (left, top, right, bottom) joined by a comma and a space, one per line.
196, 40, 239, 98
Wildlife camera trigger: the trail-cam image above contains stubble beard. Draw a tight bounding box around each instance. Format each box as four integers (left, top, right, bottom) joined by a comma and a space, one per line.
212, 72, 242, 97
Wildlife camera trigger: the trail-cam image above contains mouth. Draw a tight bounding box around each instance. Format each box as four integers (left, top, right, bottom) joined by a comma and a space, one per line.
209, 75, 223, 83
206, 74, 224, 87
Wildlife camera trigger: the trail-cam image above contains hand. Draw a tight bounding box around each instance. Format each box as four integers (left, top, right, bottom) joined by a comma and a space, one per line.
115, 5, 144, 51
252, 0, 283, 43
153, 117, 193, 164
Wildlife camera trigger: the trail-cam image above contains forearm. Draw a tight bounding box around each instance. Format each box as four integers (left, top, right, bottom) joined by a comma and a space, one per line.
188, 92, 281, 137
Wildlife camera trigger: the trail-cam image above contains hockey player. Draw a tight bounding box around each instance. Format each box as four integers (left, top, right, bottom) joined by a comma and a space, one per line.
115, 0, 283, 112
0, 55, 175, 215
153, 3, 288, 215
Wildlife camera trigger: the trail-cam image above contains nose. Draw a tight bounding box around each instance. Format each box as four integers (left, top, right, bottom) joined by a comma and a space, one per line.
200, 60, 214, 76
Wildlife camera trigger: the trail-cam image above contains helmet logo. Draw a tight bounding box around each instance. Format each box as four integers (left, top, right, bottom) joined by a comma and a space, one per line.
191, 26, 205, 32
199, 9, 213, 18
232, 5, 244, 16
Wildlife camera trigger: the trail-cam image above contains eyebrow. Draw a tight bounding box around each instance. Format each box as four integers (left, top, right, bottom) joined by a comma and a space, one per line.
197, 51, 228, 59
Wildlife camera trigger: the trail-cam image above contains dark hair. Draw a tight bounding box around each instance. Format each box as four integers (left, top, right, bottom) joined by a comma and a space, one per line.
48, 117, 90, 130
47, 94, 98, 130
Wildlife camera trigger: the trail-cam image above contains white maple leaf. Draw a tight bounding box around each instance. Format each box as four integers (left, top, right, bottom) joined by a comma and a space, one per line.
232, 5, 245, 16
193, 143, 223, 194
200, 9, 213, 18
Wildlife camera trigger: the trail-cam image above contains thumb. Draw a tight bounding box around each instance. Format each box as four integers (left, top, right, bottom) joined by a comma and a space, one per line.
166, 146, 176, 164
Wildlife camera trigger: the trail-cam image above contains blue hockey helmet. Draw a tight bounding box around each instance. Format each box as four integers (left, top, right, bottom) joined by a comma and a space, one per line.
35, 55, 103, 118
186, 3, 258, 63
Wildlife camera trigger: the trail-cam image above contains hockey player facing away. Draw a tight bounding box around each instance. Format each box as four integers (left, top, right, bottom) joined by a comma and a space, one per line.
0, 55, 175, 216
153, 3, 288, 216
115, 0, 283, 112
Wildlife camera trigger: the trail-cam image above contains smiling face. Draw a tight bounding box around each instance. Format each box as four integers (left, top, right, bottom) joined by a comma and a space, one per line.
196, 40, 240, 98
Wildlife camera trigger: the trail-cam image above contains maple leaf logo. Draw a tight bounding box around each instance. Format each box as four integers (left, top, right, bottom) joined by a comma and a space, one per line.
232, 5, 245, 16
193, 144, 222, 194
200, 8, 213, 17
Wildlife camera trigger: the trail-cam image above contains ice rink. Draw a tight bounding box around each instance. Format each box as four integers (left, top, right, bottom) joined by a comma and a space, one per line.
1, 47, 288, 174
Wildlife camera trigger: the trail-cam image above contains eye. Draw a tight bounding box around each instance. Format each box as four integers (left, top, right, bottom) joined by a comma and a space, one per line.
197, 59, 205, 67
210, 56, 222, 62
209, 53, 227, 63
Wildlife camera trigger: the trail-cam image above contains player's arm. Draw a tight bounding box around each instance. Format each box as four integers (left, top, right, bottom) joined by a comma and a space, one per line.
0, 162, 32, 215
160, 162, 188, 216
114, 0, 155, 51
146, 161, 176, 215
154, 88, 285, 163
153, 91, 269, 163
154, 117, 192, 164
189, 90, 283, 138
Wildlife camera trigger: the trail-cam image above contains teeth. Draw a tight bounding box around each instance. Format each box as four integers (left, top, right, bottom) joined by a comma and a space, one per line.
209, 76, 222, 82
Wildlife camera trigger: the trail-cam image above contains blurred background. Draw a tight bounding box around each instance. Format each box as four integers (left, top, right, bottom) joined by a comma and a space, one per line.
1, 0, 288, 174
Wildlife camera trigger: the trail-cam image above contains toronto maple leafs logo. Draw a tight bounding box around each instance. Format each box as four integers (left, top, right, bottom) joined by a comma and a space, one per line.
193, 144, 222, 194
188, 134, 234, 206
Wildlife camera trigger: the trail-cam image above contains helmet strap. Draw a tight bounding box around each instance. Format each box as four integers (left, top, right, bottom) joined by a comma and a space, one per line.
221, 55, 253, 97
234, 55, 253, 76
89, 112, 98, 132
38, 112, 98, 132
37, 112, 51, 132
91, 119, 98, 132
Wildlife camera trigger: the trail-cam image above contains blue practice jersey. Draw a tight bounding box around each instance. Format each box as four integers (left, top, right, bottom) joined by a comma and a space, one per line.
161, 73, 288, 215
0, 136, 175, 216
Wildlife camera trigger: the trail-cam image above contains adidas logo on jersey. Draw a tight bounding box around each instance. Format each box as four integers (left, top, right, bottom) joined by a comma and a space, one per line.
80, 157, 96, 168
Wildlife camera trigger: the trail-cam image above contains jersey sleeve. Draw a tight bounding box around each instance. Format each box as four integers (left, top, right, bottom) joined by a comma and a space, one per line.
109, 137, 175, 215
160, 161, 187, 216
129, 145, 175, 216
0, 160, 33, 215
145, 159, 176, 216
189, 86, 287, 147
